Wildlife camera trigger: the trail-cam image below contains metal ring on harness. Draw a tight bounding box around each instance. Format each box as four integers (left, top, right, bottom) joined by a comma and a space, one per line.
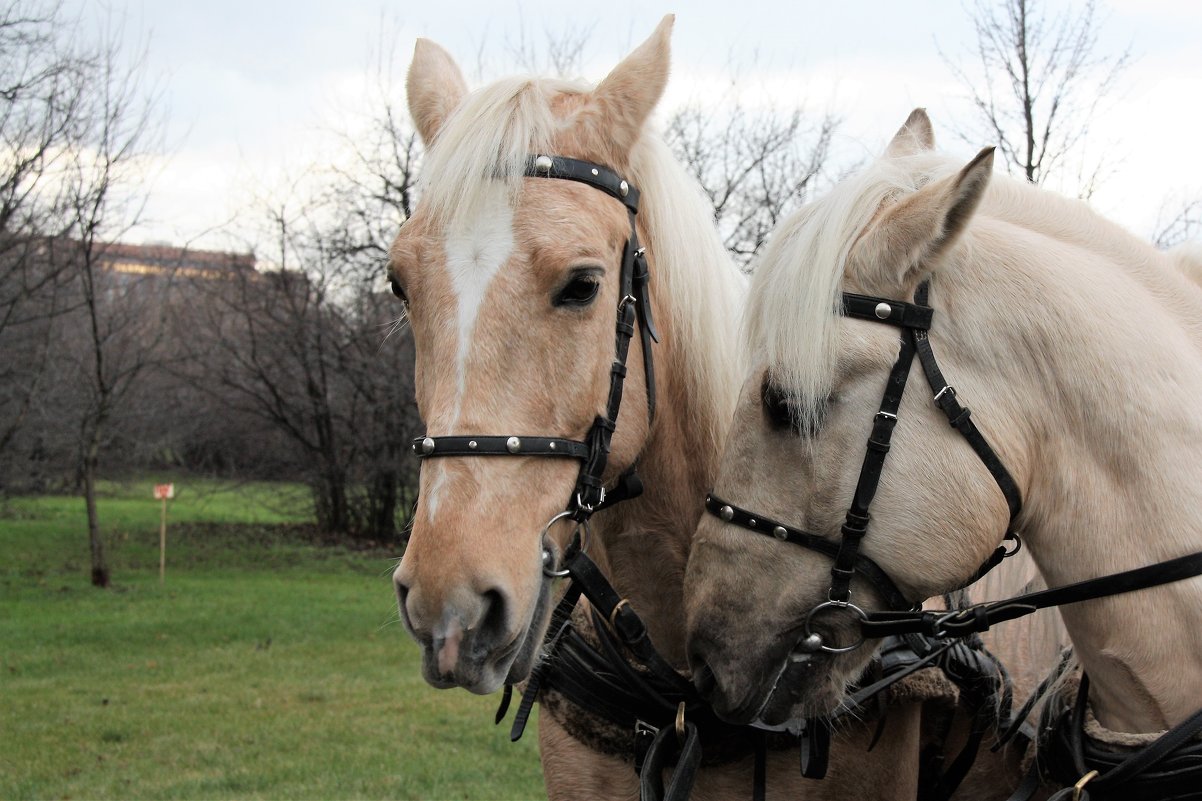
803, 600, 868, 654
675, 701, 686, 744
1002, 532, 1023, 558
541, 511, 590, 577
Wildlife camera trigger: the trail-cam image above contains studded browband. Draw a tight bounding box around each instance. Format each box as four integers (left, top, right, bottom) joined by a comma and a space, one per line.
412, 155, 658, 519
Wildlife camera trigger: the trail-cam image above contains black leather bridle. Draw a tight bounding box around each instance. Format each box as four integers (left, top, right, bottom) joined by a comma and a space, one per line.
706, 278, 1202, 660
411, 154, 659, 554
706, 280, 1023, 653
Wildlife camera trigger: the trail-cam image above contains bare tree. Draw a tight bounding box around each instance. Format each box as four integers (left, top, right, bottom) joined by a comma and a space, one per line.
667, 102, 837, 269
55, 19, 161, 587
179, 123, 422, 542
1153, 195, 1202, 250
941, 0, 1128, 197
0, 1, 95, 460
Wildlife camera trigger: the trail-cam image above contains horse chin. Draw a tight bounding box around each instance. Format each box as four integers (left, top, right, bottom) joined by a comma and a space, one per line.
504, 575, 555, 683
753, 652, 855, 725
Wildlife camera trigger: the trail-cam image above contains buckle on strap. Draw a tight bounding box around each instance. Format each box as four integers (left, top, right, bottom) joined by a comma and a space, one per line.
575, 487, 606, 514
933, 385, 956, 403
1073, 769, 1100, 801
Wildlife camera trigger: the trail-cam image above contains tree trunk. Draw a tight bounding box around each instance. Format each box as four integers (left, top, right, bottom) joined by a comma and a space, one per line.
369, 467, 398, 541
313, 465, 350, 534
82, 449, 110, 588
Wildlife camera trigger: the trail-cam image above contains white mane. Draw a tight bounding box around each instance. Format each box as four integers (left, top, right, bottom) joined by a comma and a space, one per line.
420, 74, 745, 443
744, 151, 958, 431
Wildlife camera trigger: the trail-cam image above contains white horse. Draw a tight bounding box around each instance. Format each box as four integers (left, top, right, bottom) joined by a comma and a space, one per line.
389, 22, 991, 800
684, 108, 1200, 795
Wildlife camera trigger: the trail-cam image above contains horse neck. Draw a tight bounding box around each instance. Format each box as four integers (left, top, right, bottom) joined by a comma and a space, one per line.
587, 281, 734, 670
959, 216, 1202, 732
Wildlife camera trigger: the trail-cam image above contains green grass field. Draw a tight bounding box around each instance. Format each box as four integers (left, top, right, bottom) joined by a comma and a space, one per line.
0, 478, 545, 800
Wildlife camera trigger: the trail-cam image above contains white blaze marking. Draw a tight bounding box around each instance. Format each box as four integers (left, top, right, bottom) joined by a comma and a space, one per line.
425, 184, 515, 519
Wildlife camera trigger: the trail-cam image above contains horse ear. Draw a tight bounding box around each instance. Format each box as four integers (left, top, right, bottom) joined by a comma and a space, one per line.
853, 147, 995, 286
884, 109, 935, 158
581, 15, 674, 160
407, 38, 469, 147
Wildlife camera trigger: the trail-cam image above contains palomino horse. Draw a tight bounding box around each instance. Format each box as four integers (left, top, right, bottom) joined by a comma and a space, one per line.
392, 18, 943, 800
684, 108, 1202, 798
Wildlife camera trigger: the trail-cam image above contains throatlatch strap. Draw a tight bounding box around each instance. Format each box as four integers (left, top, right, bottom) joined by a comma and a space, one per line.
912, 330, 1022, 523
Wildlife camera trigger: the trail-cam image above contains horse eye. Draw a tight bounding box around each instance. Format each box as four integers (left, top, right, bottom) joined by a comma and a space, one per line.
555, 276, 600, 307
389, 277, 408, 304
761, 378, 794, 432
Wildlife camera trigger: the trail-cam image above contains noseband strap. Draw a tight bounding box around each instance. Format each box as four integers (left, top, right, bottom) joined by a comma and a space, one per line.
412, 155, 657, 520
703, 493, 913, 611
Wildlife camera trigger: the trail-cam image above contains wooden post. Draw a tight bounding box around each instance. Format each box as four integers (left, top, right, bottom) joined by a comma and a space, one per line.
159, 496, 167, 584
154, 483, 173, 583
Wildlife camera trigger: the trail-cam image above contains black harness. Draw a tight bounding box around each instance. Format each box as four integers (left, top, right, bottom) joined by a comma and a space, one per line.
706, 279, 1202, 798
707, 280, 1023, 652
408, 161, 1006, 801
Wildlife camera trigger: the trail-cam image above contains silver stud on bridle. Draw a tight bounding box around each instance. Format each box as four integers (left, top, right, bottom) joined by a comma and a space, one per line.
506, 436, 522, 453
534, 155, 554, 173
874, 302, 892, 319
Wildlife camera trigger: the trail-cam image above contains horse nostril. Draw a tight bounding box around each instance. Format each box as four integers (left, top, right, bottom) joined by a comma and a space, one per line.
478, 587, 508, 637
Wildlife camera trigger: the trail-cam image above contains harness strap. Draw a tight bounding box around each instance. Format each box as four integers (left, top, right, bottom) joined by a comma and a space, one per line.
567, 550, 694, 692
704, 494, 914, 611
861, 550, 1202, 640
842, 292, 934, 328
912, 328, 1022, 522
640, 721, 702, 801
828, 316, 918, 603
411, 435, 589, 459
1045, 674, 1202, 801
528, 154, 641, 212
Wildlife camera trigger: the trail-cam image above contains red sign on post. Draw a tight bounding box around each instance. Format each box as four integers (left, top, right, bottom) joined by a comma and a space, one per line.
154, 483, 175, 583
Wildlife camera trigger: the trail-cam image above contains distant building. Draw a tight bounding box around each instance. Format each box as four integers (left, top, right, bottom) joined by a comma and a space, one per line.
98, 242, 256, 282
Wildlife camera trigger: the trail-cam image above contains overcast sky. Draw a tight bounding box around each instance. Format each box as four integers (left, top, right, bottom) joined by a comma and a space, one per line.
70, 0, 1202, 252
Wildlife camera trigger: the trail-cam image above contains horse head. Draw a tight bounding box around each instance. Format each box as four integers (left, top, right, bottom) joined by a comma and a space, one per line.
685, 110, 1034, 723
390, 19, 675, 694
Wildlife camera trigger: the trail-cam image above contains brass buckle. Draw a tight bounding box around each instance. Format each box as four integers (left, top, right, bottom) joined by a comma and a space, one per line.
675, 702, 686, 743
1073, 769, 1099, 801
